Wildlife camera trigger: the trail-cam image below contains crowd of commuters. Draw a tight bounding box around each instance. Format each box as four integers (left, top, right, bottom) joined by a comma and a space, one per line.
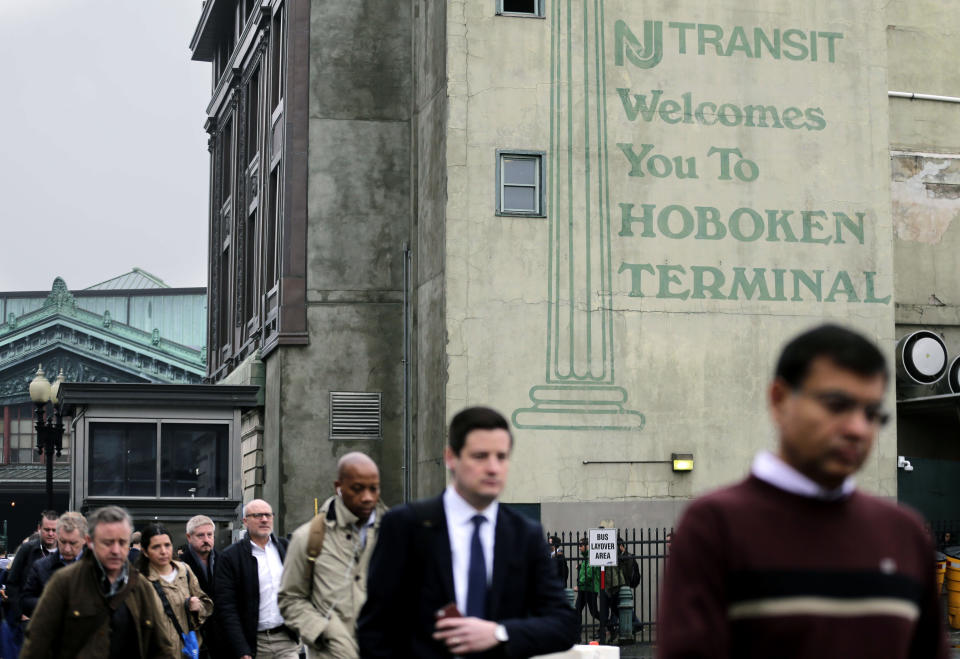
0, 325, 950, 658
0, 409, 577, 658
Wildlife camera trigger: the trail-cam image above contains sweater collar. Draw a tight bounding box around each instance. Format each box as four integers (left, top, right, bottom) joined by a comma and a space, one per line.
751, 450, 855, 501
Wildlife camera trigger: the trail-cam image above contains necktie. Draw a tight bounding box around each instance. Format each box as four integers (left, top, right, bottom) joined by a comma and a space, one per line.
466, 515, 487, 618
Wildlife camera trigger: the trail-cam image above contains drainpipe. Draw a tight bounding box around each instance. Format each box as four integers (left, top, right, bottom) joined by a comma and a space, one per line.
889, 91, 960, 104
401, 243, 412, 502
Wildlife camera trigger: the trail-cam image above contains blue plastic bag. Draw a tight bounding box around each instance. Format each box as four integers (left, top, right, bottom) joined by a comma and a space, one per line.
181, 630, 200, 658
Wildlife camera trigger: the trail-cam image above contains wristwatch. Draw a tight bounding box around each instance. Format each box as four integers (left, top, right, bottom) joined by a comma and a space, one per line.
494, 624, 509, 643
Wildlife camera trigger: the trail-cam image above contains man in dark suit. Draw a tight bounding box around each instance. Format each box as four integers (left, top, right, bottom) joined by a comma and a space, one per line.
181, 515, 221, 658
358, 406, 577, 658
215, 499, 298, 659
4, 510, 58, 657
19, 512, 86, 619
547, 535, 569, 587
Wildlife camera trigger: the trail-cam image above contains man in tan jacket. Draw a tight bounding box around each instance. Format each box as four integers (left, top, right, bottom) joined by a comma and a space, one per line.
279, 452, 387, 658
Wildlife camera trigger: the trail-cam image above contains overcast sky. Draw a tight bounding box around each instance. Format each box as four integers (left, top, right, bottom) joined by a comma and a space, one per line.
0, 1, 211, 291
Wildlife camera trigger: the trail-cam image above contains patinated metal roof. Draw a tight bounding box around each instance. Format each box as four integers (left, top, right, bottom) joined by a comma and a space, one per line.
0, 275, 207, 403
0, 271, 207, 349
85, 268, 169, 291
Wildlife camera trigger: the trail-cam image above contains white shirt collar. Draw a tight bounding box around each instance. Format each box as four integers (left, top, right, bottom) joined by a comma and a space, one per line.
443, 485, 497, 615
751, 450, 855, 501
444, 484, 498, 527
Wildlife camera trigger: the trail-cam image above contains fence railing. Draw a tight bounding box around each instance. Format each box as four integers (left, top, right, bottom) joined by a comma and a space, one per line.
930, 519, 959, 551
546, 520, 954, 645
548, 528, 672, 645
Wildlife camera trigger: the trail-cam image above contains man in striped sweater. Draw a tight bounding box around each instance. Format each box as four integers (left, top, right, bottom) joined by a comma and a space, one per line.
658, 324, 947, 658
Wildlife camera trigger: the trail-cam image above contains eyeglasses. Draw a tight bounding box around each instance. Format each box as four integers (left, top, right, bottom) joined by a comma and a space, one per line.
246, 512, 274, 520
794, 389, 890, 427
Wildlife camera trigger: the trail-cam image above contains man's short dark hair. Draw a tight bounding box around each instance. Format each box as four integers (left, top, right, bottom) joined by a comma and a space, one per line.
39, 510, 58, 524
448, 406, 513, 456
775, 324, 888, 389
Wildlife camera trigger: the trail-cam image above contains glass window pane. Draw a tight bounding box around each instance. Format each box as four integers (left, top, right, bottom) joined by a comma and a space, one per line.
503, 186, 537, 212
161, 424, 229, 497
503, 157, 536, 185
89, 423, 157, 496
18, 449, 33, 464
503, 0, 537, 13
16, 420, 33, 434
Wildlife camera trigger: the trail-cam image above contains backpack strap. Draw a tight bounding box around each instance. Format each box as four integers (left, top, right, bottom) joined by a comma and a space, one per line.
151, 579, 185, 636
304, 511, 328, 599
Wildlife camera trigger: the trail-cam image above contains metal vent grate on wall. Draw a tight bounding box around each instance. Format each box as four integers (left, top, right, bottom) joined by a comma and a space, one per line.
329, 392, 382, 440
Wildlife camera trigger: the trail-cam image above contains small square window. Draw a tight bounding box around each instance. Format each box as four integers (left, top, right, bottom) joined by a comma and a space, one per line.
497, 0, 543, 17
497, 150, 545, 217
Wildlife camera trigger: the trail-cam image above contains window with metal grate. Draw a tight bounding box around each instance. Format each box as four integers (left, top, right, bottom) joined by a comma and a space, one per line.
329, 392, 382, 440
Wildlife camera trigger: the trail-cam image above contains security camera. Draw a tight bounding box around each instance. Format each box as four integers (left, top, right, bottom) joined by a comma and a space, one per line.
897, 456, 914, 472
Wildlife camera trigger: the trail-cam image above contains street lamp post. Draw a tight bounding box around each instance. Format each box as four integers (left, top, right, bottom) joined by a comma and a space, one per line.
28, 365, 64, 512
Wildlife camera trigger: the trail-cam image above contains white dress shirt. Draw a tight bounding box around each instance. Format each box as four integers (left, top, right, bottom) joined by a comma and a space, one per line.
751, 450, 855, 500
443, 485, 497, 616
251, 537, 285, 630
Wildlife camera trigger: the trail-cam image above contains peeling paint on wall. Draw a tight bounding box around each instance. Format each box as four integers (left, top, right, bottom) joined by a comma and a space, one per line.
892, 157, 960, 244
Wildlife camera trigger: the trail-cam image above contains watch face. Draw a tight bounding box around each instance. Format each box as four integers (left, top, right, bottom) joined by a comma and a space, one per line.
494, 624, 508, 642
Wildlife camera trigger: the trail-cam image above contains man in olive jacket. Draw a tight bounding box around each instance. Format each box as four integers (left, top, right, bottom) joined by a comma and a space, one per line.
279, 452, 387, 659
20, 506, 173, 659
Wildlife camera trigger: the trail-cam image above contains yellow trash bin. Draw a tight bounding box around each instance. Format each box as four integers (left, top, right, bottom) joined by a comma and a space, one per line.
944, 553, 960, 630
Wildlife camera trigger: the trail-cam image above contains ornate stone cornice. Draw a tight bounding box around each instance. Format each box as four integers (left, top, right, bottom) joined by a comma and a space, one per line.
0, 349, 166, 404
0, 303, 203, 369
0, 291, 206, 390
0, 326, 203, 394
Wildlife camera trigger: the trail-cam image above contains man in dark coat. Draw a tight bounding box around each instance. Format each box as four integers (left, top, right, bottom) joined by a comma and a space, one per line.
6, 512, 59, 620
358, 406, 577, 658
547, 535, 569, 586
4, 510, 58, 657
215, 499, 297, 658
19, 512, 86, 618
182, 514, 222, 658
19, 506, 172, 658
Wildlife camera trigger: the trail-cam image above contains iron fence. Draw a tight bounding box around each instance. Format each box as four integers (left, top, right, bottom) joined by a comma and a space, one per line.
548, 528, 673, 645
931, 519, 959, 551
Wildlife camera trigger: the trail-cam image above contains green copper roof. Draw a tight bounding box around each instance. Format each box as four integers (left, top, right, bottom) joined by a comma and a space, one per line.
85, 268, 170, 291
0, 273, 206, 350
0, 275, 208, 405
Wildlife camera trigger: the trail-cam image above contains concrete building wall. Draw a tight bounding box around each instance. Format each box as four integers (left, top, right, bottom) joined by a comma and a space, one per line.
887, 1, 960, 389
270, 0, 412, 528
412, 0, 449, 499
886, 2, 960, 153
444, 0, 897, 524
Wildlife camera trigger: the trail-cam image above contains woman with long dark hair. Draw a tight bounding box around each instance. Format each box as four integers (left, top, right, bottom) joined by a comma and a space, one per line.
137, 524, 213, 656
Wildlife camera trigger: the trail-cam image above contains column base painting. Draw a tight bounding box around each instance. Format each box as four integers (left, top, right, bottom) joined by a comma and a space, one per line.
512, 385, 645, 431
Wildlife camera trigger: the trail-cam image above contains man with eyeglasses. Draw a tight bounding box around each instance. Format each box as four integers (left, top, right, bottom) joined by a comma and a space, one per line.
658, 324, 947, 659
216, 499, 298, 659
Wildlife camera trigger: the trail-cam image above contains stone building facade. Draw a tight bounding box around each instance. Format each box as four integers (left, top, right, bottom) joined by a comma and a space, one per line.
191, 0, 960, 534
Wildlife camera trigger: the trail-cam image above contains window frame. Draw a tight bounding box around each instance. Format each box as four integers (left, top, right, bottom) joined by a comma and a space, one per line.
83, 416, 233, 501
496, 149, 546, 217
495, 0, 545, 18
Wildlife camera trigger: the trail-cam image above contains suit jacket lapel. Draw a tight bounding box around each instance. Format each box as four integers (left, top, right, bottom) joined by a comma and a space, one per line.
418, 494, 456, 606
488, 508, 512, 619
